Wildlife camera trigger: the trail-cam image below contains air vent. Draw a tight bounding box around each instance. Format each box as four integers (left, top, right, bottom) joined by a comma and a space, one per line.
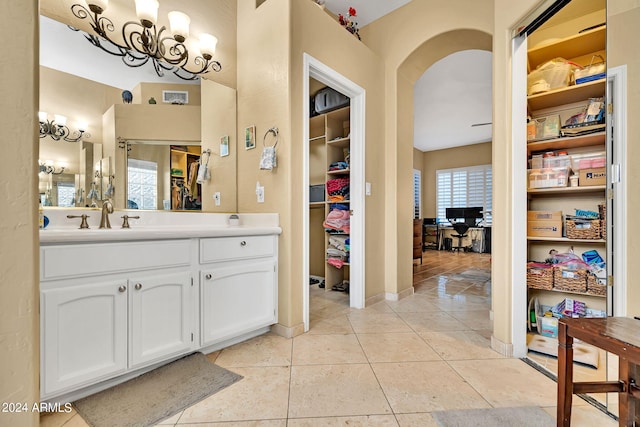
162, 90, 189, 105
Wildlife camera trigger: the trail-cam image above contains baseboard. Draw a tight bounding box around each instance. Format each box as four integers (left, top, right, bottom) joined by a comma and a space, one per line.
491, 335, 514, 357
384, 286, 414, 302
271, 322, 304, 338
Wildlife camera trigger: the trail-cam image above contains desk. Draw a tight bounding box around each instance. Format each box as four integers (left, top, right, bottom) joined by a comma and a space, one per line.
438, 227, 487, 252
557, 317, 640, 426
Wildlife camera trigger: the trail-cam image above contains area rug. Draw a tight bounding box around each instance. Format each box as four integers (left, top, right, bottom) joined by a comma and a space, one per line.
432, 406, 554, 427
74, 352, 243, 427
527, 333, 599, 369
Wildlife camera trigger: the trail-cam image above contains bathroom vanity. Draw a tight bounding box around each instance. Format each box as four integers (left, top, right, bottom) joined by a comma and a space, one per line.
39, 210, 280, 402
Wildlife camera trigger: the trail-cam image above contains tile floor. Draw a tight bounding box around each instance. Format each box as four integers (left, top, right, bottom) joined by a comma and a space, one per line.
41, 251, 617, 426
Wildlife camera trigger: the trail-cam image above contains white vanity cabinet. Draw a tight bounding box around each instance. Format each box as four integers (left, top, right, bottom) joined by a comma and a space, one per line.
40, 240, 197, 398
41, 278, 128, 396
200, 235, 278, 348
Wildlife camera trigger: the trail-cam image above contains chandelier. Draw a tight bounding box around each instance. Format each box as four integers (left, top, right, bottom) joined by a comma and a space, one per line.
39, 160, 67, 175
70, 0, 221, 80
39, 112, 89, 143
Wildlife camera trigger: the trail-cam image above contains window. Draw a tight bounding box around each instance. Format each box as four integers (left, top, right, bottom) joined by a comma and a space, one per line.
413, 169, 421, 219
436, 164, 492, 225
127, 159, 158, 210
56, 182, 75, 207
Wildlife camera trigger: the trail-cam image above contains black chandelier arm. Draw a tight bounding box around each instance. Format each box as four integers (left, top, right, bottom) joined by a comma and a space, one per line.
71, 3, 115, 40
64, 130, 90, 143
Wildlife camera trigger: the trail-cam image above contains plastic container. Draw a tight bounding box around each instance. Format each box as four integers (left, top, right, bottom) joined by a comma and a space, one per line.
527, 60, 573, 95
527, 167, 570, 189
543, 154, 571, 169
570, 151, 606, 171
531, 115, 560, 141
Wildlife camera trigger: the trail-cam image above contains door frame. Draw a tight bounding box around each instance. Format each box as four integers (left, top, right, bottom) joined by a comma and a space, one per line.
302, 53, 366, 332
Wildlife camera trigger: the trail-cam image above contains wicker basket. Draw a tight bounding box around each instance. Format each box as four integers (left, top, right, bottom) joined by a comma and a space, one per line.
586, 274, 606, 296
599, 204, 606, 240
566, 219, 601, 240
527, 264, 554, 290
553, 267, 587, 293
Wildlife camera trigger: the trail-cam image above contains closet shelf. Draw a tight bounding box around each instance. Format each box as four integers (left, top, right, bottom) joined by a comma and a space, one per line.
527, 79, 605, 111
528, 286, 606, 299
527, 132, 605, 154
327, 137, 350, 148
327, 169, 350, 175
310, 135, 326, 142
527, 185, 606, 196
527, 236, 605, 243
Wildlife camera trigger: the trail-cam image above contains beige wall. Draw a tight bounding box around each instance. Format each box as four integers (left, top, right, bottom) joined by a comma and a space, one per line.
420, 142, 492, 218
0, 1, 39, 426
608, 1, 640, 316
132, 82, 202, 106
362, 0, 494, 297
200, 79, 238, 212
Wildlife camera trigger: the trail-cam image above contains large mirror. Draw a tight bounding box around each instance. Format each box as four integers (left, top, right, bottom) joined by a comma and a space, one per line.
38, 9, 237, 212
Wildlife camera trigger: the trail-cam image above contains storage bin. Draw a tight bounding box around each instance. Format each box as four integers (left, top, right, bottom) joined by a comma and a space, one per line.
599, 204, 606, 239
566, 219, 601, 240
309, 184, 325, 202
570, 151, 606, 171
553, 267, 587, 293
579, 167, 606, 186
527, 263, 554, 290
527, 61, 573, 95
586, 274, 606, 296
543, 154, 571, 169
527, 167, 570, 189
531, 115, 560, 141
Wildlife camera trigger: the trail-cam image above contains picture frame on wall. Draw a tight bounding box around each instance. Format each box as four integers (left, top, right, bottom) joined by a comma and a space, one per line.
245, 125, 256, 150
220, 135, 229, 157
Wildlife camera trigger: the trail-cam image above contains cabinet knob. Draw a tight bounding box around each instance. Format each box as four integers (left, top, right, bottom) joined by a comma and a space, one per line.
240, 240, 247, 246
134, 283, 142, 290
205, 274, 212, 280
118, 285, 126, 293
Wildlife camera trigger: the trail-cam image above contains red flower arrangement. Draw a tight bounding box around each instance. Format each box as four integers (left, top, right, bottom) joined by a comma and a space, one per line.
338, 6, 361, 40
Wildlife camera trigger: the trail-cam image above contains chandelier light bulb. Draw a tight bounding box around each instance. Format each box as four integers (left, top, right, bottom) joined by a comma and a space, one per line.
199, 34, 218, 60
76, 121, 88, 132
168, 11, 190, 43
135, 0, 159, 27
38, 111, 48, 122
54, 114, 67, 127
87, 0, 108, 14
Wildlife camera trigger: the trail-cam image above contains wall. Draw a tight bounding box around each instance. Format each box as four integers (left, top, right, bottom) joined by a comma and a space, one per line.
0, 1, 39, 426
132, 82, 202, 106
361, 0, 494, 299
200, 79, 238, 212
608, 1, 640, 316
291, 1, 387, 310
421, 142, 492, 218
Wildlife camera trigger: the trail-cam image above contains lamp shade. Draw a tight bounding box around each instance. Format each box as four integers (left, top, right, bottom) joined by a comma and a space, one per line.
38, 111, 48, 122
168, 11, 190, 42
200, 34, 218, 59
135, 0, 159, 26
54, 114, 67, 126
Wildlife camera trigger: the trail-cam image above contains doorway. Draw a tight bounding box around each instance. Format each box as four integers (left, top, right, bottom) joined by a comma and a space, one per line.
302, 54, 366, 332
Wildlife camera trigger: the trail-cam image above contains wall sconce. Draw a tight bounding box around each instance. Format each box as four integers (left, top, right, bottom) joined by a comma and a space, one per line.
39, 159, 67, 175
39, 112, 89, 142
71, 0, 221, 80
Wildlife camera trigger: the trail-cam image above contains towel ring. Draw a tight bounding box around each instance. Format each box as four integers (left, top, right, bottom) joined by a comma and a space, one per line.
263, 127, 279, 148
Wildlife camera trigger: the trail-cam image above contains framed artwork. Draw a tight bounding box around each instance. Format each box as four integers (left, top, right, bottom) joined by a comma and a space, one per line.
220, 135, 229, 157
245, 125, 256, 150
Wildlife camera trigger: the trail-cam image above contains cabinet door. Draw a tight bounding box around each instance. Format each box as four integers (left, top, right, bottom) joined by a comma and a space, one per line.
129, 270, 194, 369
41, 280, 127, 396
201, 260, 277, 347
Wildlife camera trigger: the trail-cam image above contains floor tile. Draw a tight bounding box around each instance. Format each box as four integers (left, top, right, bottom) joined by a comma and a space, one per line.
288, 415, 399, 426
357, 332, 441, 363
394, 413, 440, 427
177, 421, 286, 427
307, 313, 355, 335
292, 333, 367, 365
347, 312, 413, 334
288, 364, 392, 418
371, 361, 490, 413
398, 311, 469, 332
419, 330, 503, 360
178, 366, 290, 423
214, 333, 292, 368
448, 359, 558, 407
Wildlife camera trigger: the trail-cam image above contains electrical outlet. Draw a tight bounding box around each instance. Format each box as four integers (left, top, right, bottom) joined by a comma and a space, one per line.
214, 192, 221, 206
257, 186, 265, 203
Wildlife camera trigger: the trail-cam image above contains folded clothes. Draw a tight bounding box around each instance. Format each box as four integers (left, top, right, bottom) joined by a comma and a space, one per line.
330, 203, 349, 211
329, 235, 348, 251
326, 248, 347, 258
323, 208, 350, 232
327, 258, 345, 269
328, 161, 349, 171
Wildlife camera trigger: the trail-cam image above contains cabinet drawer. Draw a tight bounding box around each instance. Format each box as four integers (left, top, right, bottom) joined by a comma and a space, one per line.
200, 236, 275, 263
41, 240, 191, 281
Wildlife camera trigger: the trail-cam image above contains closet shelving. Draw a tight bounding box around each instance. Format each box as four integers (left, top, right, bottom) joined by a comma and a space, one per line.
309, 105, 351, 291
170, 145, 201, 210
525, 23, 607, 309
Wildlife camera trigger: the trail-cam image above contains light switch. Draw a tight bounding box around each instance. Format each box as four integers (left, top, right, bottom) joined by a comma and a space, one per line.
256, 182, 265, 203
365, 182, 372, 196
214, 192, 221, 206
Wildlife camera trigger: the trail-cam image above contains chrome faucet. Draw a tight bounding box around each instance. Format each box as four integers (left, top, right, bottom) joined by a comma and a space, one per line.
99, 199, 114, 229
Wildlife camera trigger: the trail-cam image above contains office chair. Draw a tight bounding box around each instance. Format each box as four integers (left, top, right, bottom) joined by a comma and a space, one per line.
450, 222, 470, 252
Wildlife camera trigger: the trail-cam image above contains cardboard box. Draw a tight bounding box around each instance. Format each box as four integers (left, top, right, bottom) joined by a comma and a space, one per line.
579, 167, 606, 186
527, 220, 562, 237
527, 211, 562, 221
539, 316, 559, 338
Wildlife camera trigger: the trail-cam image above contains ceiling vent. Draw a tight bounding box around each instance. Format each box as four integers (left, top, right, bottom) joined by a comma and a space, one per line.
162, 90, 189, 105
